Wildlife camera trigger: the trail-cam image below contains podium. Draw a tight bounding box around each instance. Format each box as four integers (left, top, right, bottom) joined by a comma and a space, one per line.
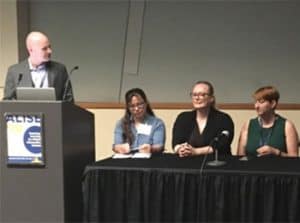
0, 101, 95, 223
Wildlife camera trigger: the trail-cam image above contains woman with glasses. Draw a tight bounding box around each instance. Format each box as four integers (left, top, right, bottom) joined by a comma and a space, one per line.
113, 88, 166, 154
237, 86, 299, 157
172, 81, 234, 157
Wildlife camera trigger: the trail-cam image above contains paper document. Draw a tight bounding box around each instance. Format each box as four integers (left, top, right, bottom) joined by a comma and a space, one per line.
112, 153, 133, 159
112, 152, 152, 159
132, 152, 151, 159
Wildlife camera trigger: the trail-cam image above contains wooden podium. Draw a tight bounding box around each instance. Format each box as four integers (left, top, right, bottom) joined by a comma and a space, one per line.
0, 101, 95, 222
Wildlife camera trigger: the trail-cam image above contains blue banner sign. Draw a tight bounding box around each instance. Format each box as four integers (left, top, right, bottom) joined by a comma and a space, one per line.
6, 113, 45, 166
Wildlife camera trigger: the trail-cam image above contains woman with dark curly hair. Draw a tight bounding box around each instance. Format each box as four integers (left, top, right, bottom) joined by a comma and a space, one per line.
113, 88, 165, 154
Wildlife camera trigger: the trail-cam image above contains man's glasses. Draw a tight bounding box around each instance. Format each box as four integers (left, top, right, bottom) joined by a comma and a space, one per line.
190, 92, 210, 99
128, 102, 145, 110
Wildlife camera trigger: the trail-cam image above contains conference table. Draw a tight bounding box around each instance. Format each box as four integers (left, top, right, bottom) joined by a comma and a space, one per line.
82, 153, 300, 222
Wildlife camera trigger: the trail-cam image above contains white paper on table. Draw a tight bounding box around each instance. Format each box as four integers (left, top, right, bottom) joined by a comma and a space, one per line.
112, 153, 133, 159
131, 152, 151, 159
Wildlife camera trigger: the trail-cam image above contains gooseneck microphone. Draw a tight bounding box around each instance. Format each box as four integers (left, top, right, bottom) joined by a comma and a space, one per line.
69, 66, 79, 75
17, 73, 23, 86
206, 130, 230, 167
210, 130, 230, 148
63, 66, 79, 101
200, 130, 230, 175
13, 73, 23, 99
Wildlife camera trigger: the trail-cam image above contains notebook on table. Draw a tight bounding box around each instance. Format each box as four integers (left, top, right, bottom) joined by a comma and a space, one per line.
16, 87, 56, 101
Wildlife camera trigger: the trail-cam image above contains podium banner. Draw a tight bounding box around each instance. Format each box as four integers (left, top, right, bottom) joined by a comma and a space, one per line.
5, 113, 45, 166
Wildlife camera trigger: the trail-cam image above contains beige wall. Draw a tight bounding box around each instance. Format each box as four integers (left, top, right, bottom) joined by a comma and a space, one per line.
90, 108, 300, 161
0, 0, 18, 98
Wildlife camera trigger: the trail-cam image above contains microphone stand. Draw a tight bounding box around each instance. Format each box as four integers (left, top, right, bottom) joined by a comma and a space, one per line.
207, 139, 226, 167
63, 66, 78, 101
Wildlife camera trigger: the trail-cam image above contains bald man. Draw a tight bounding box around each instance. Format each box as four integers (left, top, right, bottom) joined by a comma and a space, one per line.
3, 31, 74, 102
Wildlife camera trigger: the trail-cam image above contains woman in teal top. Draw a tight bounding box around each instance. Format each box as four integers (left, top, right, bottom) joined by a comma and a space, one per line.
237, 86, 299, 157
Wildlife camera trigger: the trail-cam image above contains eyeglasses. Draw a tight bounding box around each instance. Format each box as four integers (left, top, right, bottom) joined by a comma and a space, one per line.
128, 102, 145, 110
255, 99, 266, 104
190, 92, 211, 99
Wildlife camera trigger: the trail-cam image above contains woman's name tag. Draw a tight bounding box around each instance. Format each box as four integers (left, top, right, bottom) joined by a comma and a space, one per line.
137, 124, 152, 135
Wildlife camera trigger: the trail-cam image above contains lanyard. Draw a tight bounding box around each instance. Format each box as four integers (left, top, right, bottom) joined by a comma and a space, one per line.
259, 127, 273, 147
258, 116, 277, 147
35, 73, 47, 88
31, 69, 47, 88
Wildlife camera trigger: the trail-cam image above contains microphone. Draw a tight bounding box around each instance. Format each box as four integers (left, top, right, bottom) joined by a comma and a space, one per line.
69, 66, 79, 75
210, 130, 230, 148
207, 130, 229, 167
17, 73, 23, 86
13, 73, 23, 99
62, 66, 78, 101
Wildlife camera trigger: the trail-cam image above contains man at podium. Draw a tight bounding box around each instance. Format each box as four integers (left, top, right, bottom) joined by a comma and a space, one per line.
3, 31, 74, 102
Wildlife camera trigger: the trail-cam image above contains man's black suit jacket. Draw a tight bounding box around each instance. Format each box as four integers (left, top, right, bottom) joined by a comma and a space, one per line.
3, 59, 74, 102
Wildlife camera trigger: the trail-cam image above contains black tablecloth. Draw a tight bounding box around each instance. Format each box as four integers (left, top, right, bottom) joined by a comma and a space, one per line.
82, 153, 300, 222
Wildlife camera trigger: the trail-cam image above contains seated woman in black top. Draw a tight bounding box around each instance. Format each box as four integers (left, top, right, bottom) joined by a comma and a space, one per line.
172, 81, 234, 157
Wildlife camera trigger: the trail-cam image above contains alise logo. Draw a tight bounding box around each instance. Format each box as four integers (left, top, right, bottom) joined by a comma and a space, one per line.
23, 126, 42, 154
6, 114, 41, 123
